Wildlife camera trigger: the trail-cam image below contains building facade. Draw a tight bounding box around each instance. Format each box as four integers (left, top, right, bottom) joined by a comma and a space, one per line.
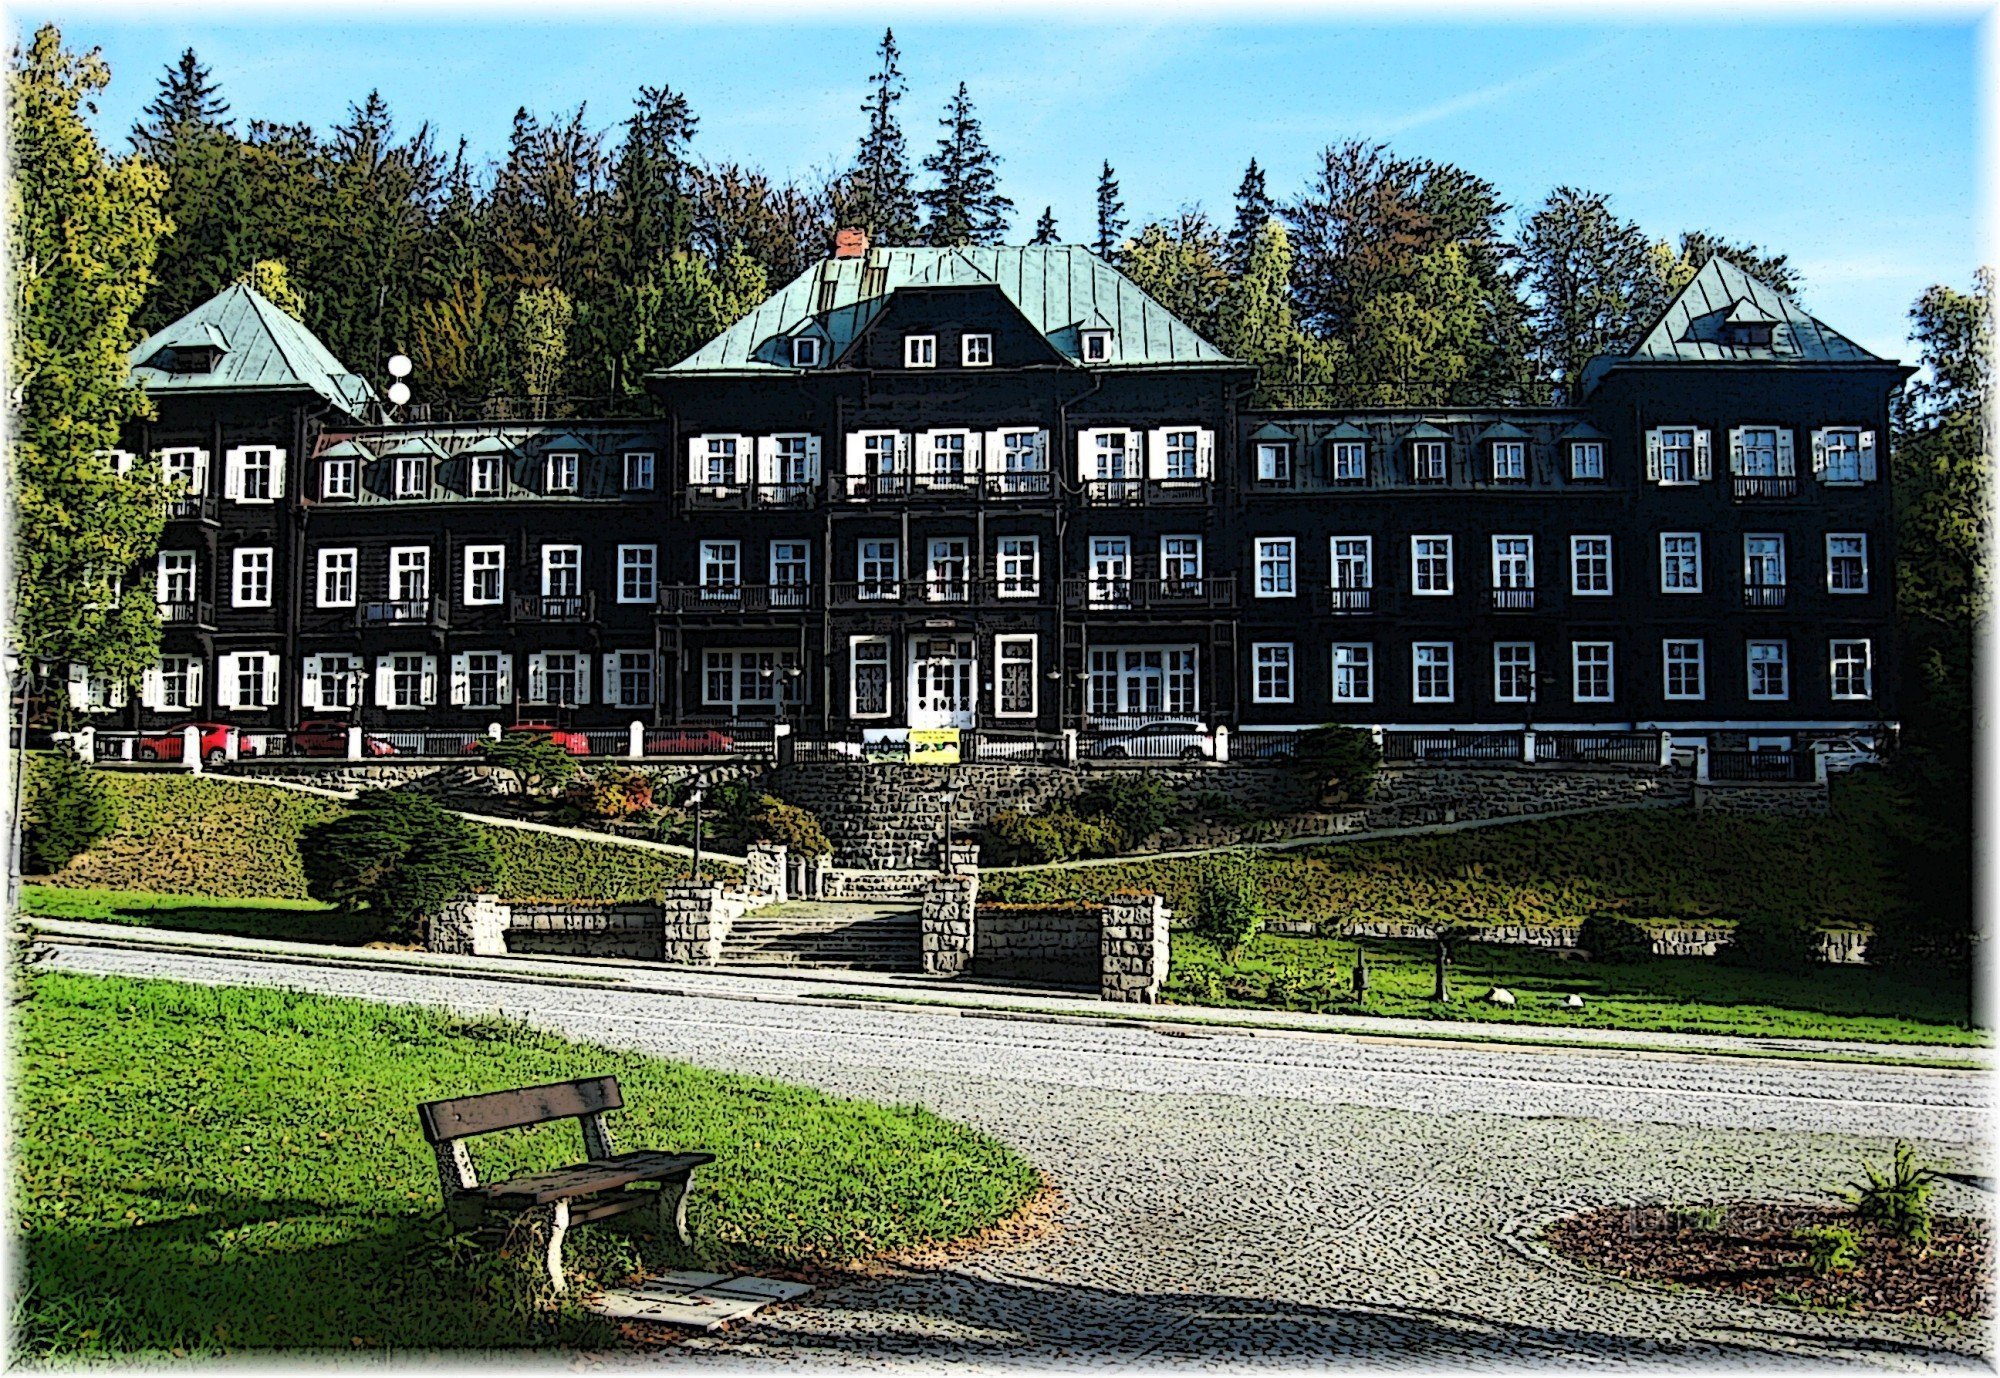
95, 241, 1908, 753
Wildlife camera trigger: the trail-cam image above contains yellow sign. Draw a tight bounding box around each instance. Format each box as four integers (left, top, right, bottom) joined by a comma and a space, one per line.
909, 728, 961, 765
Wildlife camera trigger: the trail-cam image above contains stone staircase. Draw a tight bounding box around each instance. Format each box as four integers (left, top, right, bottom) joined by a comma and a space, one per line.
718, 901, 923, 971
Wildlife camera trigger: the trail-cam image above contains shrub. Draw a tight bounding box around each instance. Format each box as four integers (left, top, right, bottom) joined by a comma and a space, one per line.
1293, 725, 1382, 802
300, 791, 498, 940
476, 733, 580, 794
746, 795, 831, 859
1840, 1141, 1938, 1246
1723, 912, 1822, 972
1194, 862, 1264, 961
1075, 774, 1176, 844
1173, 968, 1225, 1005
987, 809, 1122, 865
1577, 913, 1655, 963
23, 748, 118, 874
1797, 1224, 1862, 1277
562, 768, 655, 820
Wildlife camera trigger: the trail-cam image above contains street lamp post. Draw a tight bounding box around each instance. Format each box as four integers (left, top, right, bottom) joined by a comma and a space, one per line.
940, 785, 961, 875
688, 781, 706, 885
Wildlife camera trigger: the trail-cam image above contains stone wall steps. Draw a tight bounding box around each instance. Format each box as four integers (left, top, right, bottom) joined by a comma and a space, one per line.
719, 901, 922, 971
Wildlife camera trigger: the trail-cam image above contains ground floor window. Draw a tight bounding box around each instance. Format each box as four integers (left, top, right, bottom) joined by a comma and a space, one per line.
377, 653, 436, 710
1493, 643, 1535, 703
611, 651, 655, 709
704, 648, 803, 713
457, 651, 510, 709
1664, 640, 1705, 700
850, 638, 890, 717
1252, 643, 1293, 703
149, 655, 202, 710
1088, 646, 1197, 719
1572, 642, 1614, 703
1330, 643, 1372, 703
1412, 643, 1454, 703
996, 636, 1037, 716
1830, 639, 1872, 699
1748, 640, 1789, 700
307, 654, 361, 710
218, 652, 277, 710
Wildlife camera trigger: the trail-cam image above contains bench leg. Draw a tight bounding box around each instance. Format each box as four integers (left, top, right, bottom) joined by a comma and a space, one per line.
544, 1199, 571, 1294
657, 1173, 692, 1247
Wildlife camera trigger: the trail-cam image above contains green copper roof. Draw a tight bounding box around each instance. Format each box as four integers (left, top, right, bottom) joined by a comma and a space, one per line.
130, 282, 378, 417
661, 244, 1236, 375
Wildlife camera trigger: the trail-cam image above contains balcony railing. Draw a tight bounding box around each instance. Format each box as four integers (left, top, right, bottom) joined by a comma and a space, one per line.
1081, 478, 1211, 506
1490, 587, 1537, 611
157, 599, 215, 628
510, 592, 596, 623
164, 493, 218, 522
1318, 587, 1375, 614
684, 482, 819, 510
836, 471, 1054, 502
358, 597, 448, 627
827, 578, 1048, 608
1061, 576, 1237, 611
1743, 584, 1789, 608
659, 584, 817, 614
1733, 476, 1799, 501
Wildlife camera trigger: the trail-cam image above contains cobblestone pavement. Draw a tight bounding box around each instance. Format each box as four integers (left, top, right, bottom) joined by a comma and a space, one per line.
46, 943, 1992, 1369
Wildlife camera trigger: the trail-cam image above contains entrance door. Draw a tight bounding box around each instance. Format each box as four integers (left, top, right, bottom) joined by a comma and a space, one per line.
910, 636, 976, 729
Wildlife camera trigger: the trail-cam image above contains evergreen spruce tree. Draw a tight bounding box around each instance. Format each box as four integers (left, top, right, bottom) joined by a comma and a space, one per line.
1227, 156, 1273, 273
919, 83, 1011, 247
129, 46, 249, 329
1031, 206, 1059, 245
851, 28, 918, 244
129, 47, 230, 156
1094, 161, 1126, 259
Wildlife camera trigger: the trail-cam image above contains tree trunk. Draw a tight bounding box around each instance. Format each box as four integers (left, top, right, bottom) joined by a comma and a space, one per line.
1433, 936, 1450, 1002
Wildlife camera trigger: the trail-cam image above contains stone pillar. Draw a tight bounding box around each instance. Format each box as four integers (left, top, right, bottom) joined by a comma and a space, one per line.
74, 725, 95, 761
1657, 731, 1674, 768
659, 884, 728, 965
1812, 745, 1831, 784
629, 719, 645, 759
1062, 728, 1079, 764
428, 892, 508, 956
224, 727, 241, 763
488, 721, 504, 741
745, 842, 788, 902
1521, 730, 1537, 763
347, 725, 363, 761
183, 724, 203, 774
1694, 744, 1711, 783
1101, 894, 1171, 1003
1213, 725, 1230, 763
119, 734, 134, 762
946, 841, 980, 875
921, 872, 978, 976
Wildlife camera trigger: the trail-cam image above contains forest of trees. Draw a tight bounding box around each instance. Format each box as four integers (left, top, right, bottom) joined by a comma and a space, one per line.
104, 27, 1814, 412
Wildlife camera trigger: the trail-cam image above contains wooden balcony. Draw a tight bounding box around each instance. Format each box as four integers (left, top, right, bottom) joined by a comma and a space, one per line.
157, 599, 215, 629
1081, 478, 1211, 507
1490, 587, 1537, 612
1743, 584, 1789, 608
1314, 587, 1375, 615
658, 584, 817, 615
827, 578, 1047, 609
683, 482, 818, 511
1733, 476, 1799, 501
164, 493, 219, 523
509, 592, 595, 623
358, 597, 449, 628
834, 471, 1054, 502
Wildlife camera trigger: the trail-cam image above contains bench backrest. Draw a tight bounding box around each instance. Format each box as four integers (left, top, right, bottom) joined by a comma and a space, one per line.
417, 1075, 623, 1144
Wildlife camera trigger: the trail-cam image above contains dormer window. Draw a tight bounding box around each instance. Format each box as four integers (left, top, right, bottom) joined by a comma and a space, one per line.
904, 334, 936, 368
394, 455, 428, 499
158, 345, 222, 374
791, 337, 822, 368
1081, 329, 1112, 364
545, 452, 579, 494
1726, 321, 1774, 348
961, 334, 992, 367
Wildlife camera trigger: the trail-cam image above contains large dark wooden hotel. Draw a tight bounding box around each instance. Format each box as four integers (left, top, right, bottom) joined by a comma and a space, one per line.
92, 230, 1906, 758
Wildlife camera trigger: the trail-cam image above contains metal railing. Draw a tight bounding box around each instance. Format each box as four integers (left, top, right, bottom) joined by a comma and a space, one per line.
1081, 478, 1211, 507
1320, 587, 1375, 614
1733, 476, 1798, 501
510, 593, 596, 622
827, 578, 1048, 608
1061, 576, 1237, 611
1533, 731, 1663, 765
659, 584, 818, 614
834, 471, 1055, 502
1381, 730, 1524, 762
684, 483, 819, 510
1490, 588, 1537, 611
1708, 749, 1811, 782
358, 597, 448, 627
376, 730, 484, 757
1232, 729, 1303, 763
1742, 585, 1788, 608
164, 493, 218, 521
158, 599, 215, 627
964, 729, 1067, 763
644, 721, 775, 757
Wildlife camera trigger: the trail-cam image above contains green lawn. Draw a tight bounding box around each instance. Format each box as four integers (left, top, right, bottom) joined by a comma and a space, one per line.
1165, 932, 1983, 1046
12, 972, 1040, 1358
17, 884, 384, 945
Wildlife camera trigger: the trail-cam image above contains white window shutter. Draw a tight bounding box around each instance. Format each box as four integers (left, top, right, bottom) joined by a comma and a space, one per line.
982, 430, 1007, 474
1077, 428, 1101, 480
844, 433, 868, 477
1728, 427, 1745, 476
735, 435, 753, 484
216, 654, 239, 709
686, 437, 706, 485
1141, 427, 1164, 479
155, 556, 170, 604
603, 654, 620, 706
269, 448, 287, 498
1860, 430, 1878, 481
1693, 429, 1712, 481
496, 654, 514, 706
373, 657, 392, 707
449, 654, 469, 707
1811, 429, 1828, 476
574, 657, 590, 706
262, 657, 280, 707
188, 660, 204, 708
1644, 429, 1662, 483
421, 656, 438, 706
528, 653, 547, 704
755, 436, 777, 487
804, 434, 823, 482
1197, 429, 1215, 478
222, 451, 241, 501
1776, 429, 1796, 477
140, 665, 163, 710
896, 433, 914, 472
302, 658, 322, 711
110, 678, 128, 709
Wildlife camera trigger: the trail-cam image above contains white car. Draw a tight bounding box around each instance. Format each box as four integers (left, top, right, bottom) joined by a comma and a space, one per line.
1089, 721, 1216, 762
1813, 736, 1885, 774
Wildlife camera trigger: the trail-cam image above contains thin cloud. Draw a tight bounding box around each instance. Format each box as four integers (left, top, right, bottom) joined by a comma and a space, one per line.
1370, 34, 1628, 136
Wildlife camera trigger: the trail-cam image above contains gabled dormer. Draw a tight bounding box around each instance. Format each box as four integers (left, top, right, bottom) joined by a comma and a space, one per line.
128, 281, 378, 421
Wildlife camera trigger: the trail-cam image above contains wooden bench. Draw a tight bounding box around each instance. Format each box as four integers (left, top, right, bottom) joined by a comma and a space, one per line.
416, 1075, 715, 1293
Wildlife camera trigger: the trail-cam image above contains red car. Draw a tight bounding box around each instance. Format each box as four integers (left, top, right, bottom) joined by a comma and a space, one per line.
648, 727, 735, 755
292, 720, 397, 758
137, 722, 255, 765
464, 720, 592, 755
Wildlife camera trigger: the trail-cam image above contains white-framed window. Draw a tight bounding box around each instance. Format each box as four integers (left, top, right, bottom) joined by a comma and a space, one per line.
1160, 535, 1202, 591
1252, 643, 1294, 703
464, 546, 505, 605
1163, 430, 1201, 481
927, 537, 970, 600
618, 545, 657, 604
533, 650, 588, 707
996, 635, 1037, 716
702, 648, 802, 711
470, 454, 503, 496
1569, 440, 1605, 481
231, 446, 279, 503
996, 430, 1047, 490
1813, 427, 1876, 484
1255, 537, 1295, 598
1491, 536, 1533, 590
623, 451, 655, 491
1571, 642, 1613, 702
154, 655, 201, 711
1080, 329, 1112, 363
321, 456, 356, 499
1494, 642, 1536, 703
160, 447, 207, 493
1570, 536, 1611, 595
458, 651, 510, 709
701, 436, 741, 486
1088, 430, 1136, 483
390, 547, 430, 602
1732, 426, 1784, 477
1330, 643, 1373, 703
157, 550, 197, 605
1331, 441, 1367, 484
316, 548, 356, 608
1830, 639, 1873, 700
1660, 533, 1702, 593
233, 547, 273, 608
700, 540, 740, 592
1412, 643, 1454, 703
961, 333, 992, 367
1664, 640, 1706, 700
1255, 441, 1292, 483
771, 433, 816, 487
304, 652, 361, 711
545, 451, 580, 494
1412, 535, 1453, 595
1411, 440, 1447, 483
541, 544, 581, 598
770, 541, 811, 595
1748, 640, 1789, 700
998, 536, 1040, 596
1491, 440, 1526, 482
394, 454, 428, 498
1646, 426, 1711, 485
791, 337, 822, 368
858, 538, 899, 598
860, 432, 901, 480
1331, 537, 1371, 591
1087, 646, 1199, 719
1827, 534, 1869, 594
927, 431, 969, 485
221, 651, 278, 709
850, 637, 891, 718
1744, 534, 1786, 590
1088, 536, 1131, 604
904, 334, 936, 368
608, 650, 655, 709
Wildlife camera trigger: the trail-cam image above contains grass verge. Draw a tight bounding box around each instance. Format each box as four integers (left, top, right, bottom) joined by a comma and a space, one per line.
16, 885, 379, 945
12, 970, 1039, 1358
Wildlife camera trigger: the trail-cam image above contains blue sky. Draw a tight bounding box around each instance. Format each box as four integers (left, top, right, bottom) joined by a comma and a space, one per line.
25, 11, 1984, 362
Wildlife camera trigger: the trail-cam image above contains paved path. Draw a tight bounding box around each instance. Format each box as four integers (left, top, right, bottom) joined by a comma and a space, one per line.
40, 939, 1989, 1369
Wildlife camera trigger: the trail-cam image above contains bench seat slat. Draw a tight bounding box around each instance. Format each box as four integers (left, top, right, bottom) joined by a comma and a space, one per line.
467, 1151, 717, 1207
417, 1076, 624, 1143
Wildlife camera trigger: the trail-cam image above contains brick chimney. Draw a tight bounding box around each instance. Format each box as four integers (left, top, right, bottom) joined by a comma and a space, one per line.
833, 227, 870, 259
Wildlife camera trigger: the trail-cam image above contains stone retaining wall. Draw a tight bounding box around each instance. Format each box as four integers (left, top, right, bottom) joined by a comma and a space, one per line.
1693, 782, 1831, 816
1361, 762, 1692, 829
504, 902, 664, 959
1336, 918, 1861, 962
973, 906, 1102, 986
1102, 895, 1172, 1003
921, 873, 979, 976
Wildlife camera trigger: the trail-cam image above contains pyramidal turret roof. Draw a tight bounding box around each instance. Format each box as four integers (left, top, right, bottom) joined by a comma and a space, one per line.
129, 282, 378, 418
660, 244, 1236, 376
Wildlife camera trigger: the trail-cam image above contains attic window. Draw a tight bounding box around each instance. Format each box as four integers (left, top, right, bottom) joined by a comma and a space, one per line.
1081, 329, 1112, 364
791, 337, 822, 368
158, 345, 222, 375
904, 334, 936, 369
1725, 321, 1775, 347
